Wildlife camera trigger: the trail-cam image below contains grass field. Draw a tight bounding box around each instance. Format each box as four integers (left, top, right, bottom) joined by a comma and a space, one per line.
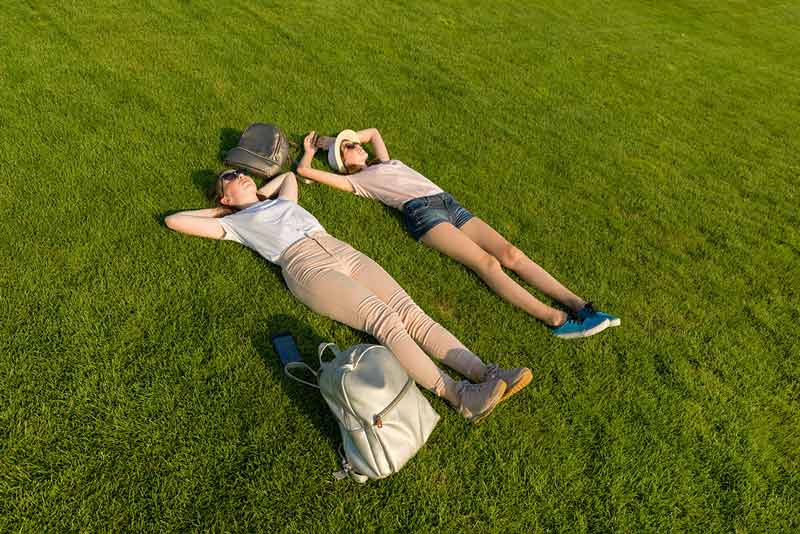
2, 0, 799, 531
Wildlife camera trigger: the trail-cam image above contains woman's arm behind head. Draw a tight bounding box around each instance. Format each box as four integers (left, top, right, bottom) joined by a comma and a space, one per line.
164, 207, 231, 239
256, 171, 299, 203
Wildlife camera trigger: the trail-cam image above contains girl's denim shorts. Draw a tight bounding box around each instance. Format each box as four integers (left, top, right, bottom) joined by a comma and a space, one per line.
401, 192, 474, 240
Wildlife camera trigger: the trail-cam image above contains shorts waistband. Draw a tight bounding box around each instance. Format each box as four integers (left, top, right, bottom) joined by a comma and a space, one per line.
402, 191, 451, 209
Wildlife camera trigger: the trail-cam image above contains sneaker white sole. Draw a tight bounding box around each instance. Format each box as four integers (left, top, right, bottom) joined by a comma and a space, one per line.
607, 318, 621, 327
554, 318, 611, 339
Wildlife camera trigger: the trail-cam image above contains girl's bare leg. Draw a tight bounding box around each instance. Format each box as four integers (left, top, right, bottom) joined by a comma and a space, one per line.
460, 218, 586, 313
420, 223, 568, 326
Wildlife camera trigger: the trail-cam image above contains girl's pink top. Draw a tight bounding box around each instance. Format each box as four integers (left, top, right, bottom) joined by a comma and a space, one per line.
344, 160, 444, 209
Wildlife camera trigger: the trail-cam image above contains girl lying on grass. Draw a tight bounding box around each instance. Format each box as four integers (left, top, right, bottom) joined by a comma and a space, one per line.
298, 128, 619, 339
165, 170, 531, 423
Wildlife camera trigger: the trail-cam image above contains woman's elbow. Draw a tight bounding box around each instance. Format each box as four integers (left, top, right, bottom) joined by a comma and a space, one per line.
164, 215, 180, 231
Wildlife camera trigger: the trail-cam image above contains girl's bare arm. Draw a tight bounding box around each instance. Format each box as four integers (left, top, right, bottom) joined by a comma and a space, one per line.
296, 131, 355, 192
355, 128, 389, 161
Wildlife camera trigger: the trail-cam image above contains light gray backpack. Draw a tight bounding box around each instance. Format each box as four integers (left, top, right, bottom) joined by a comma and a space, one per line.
285, 342, 440, 482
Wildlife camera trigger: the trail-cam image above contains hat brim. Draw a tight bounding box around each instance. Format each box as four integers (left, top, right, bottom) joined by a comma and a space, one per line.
328, 129, 360, 173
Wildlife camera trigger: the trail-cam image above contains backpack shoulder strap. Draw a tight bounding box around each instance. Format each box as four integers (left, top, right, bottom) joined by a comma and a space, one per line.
332, 444, 368, 483
318, 342, 343, 367
284, 342, 342, 388
283, 362, 320, 389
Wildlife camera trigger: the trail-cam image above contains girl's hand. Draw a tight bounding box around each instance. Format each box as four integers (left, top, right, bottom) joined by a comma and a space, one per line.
303, 131, 318, 153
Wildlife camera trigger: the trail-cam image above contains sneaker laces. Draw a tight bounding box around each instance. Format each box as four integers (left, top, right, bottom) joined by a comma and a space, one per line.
574, 302, 596, 320
458, 380, 489, 394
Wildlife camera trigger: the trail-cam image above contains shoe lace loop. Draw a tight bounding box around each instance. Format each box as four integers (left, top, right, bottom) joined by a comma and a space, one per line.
484, 363, 499, 379
571, 302, 596, 320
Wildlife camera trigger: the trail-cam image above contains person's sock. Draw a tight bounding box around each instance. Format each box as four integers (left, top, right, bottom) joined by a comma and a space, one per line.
435, 374, 461, 406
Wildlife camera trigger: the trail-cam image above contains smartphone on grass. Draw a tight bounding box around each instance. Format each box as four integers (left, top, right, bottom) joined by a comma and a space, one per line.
271, 331, 302, 366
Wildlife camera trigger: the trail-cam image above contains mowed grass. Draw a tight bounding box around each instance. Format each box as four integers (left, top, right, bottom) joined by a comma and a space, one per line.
1, 0, 799, 531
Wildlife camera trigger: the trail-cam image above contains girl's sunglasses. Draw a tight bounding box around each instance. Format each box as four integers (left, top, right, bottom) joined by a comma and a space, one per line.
341, 142, 361, 152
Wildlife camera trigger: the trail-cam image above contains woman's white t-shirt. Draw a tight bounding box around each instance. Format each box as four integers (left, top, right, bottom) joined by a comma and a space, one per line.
218, 199, 325, 263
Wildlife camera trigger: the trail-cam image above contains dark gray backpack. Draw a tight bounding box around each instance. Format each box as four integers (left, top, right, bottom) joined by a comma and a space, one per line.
224, 123, 289, 178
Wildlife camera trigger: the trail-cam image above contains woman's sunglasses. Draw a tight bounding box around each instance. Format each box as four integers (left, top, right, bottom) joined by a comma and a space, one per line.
220, 170, 244, 182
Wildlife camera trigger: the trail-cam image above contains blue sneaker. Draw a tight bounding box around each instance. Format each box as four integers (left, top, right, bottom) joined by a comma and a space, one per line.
577, 302, 621, 327
550, 314, 610, 339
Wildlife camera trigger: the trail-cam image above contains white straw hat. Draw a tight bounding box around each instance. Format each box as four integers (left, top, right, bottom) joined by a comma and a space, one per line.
328, 129, 360, 172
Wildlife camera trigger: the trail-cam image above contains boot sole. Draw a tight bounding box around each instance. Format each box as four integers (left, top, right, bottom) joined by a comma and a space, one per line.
499, 369, 533, 404
469, 383, 508, 424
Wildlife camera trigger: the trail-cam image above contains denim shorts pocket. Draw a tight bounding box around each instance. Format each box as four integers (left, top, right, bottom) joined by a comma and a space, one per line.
404, 198, 429, 221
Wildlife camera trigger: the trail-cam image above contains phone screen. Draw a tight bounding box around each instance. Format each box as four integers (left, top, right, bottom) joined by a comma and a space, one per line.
272, 333, 302, 365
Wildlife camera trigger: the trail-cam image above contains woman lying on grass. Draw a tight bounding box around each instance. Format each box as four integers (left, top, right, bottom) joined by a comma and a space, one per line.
165, 170, 531, 423
298, 129, 619, 339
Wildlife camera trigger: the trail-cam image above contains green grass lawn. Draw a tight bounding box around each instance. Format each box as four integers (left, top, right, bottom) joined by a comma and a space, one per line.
2, 0, 799, 531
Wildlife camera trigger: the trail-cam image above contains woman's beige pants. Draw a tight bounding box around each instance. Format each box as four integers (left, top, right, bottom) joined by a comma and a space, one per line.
279, 232, 486, 400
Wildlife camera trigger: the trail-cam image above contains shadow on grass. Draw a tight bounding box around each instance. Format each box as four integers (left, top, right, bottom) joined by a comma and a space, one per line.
218, 127, 242, 162
152, 168, 219, 226
251, 315, 341, 451
286, 132, 306, 167
191, 168, 218, 201
379, 202, 407, 232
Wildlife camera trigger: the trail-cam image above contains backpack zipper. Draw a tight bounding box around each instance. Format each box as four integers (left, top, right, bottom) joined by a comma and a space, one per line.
236, 146, 279, 166
373, 378, 414, 428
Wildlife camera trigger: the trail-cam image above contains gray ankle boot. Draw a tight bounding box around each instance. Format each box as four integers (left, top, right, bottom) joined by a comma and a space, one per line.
455, 378, 507, 423
484, 363, 533, 402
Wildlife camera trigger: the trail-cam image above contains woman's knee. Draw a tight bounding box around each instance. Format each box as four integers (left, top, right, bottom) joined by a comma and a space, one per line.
388, 290, 436, 336
357, 295, 408, 341
497, 243, 525, 269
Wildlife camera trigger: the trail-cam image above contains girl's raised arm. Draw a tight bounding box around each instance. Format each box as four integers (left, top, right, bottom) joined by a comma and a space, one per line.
296, 131, 355, 193
164, 207, 231, 239
355, 128, 389, 162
